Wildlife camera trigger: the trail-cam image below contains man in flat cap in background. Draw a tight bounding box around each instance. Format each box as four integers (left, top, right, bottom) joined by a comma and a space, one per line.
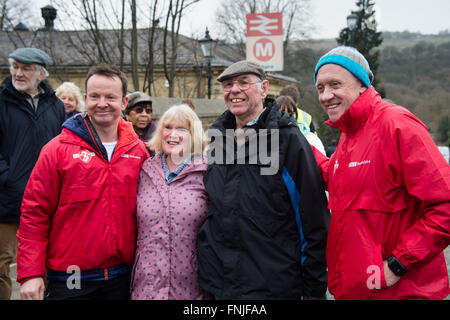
0, 48, 66, 300
124, 91, 156, 155
197, 60, 330, 299
313, 46, 450, 299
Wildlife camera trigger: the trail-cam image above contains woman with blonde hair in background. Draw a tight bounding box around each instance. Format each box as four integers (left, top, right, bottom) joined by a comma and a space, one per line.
130, 104, 210, 300
55, 82, 84, 117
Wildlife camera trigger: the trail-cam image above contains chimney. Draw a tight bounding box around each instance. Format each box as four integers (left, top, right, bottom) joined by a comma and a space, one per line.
41, 5, 57, 30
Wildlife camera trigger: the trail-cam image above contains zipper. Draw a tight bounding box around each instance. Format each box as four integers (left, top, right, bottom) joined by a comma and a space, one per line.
82, 116, 108, 161
108, 163, 115, 256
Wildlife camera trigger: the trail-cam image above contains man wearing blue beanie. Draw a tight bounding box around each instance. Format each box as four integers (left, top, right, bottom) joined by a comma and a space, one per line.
313, 46, 450, 300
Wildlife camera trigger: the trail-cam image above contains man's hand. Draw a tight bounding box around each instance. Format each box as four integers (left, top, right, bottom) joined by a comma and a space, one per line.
20, 277, 45, 300
383, 260, 401, 287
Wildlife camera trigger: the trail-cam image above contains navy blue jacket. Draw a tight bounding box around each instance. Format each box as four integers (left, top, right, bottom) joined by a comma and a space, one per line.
0, 77, 66, 222
197, 99, 330, 299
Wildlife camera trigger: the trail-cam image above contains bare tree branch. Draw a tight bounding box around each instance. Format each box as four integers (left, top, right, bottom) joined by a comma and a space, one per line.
131, 0, 139, 90
213, 0, 313, 56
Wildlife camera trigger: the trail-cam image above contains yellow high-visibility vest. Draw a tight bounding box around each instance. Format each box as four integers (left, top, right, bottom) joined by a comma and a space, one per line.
297, 108, 312, 127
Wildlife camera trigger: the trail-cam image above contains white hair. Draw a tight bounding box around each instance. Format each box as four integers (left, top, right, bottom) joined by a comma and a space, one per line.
55, 81, 85, 112
256, 81, 263, 92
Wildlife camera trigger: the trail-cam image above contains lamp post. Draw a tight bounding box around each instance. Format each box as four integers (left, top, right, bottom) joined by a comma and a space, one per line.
199, 28, 214, 99
346, 13, 358, 47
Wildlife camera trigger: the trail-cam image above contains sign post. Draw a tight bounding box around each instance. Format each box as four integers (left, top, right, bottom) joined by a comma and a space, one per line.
246, 12, 283, 71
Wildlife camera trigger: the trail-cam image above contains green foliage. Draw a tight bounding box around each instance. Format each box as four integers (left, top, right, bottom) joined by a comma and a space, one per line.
283, 33, 449, 148
379, 41, 450, 143
437, 116, 450, 146
336, 0, 384, 94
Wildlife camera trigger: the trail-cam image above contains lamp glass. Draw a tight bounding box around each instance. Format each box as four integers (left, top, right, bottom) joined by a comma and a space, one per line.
199, 29, 213, 58
347, 13, 358, 31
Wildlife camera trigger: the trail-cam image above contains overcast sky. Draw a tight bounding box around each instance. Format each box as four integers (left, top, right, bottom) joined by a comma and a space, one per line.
181, 0, 450, 39
35, 0, 450, 39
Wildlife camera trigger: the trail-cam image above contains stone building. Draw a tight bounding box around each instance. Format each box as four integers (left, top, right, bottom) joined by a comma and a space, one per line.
0, 5, 298, 127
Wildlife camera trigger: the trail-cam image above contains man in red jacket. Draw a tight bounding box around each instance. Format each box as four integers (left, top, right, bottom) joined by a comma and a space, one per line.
314, 46, 450, 299
17, 64, 148, 300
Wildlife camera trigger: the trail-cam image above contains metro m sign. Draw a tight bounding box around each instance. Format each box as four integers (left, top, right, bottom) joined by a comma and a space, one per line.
246, 12, 283, 71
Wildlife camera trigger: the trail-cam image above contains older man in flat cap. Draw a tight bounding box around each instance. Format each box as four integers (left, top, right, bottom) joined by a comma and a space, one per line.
197, 60, 330, 299
0, 48, 65, 299
313, 46, 450, 300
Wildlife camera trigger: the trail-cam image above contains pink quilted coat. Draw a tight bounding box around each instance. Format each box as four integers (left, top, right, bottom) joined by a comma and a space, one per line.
130, 154, 210, 300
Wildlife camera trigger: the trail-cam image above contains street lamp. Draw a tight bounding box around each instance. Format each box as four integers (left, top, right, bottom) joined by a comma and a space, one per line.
199, 28, 214, 99
346, 13, 358, 47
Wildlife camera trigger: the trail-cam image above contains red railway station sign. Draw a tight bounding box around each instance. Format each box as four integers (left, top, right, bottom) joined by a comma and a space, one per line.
246, 12, 284, 71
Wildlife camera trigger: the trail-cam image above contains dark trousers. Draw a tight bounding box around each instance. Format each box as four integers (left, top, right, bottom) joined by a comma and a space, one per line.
44, 273, 131, 300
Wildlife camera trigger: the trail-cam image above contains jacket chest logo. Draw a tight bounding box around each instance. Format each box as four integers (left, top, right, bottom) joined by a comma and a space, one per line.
333, 160, 339, 175
73, 150, 95, 163
348, 160, 371, 168
121, 154, 141, 159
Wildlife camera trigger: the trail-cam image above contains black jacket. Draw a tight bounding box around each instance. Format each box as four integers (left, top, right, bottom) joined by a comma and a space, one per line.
0, 77, 66, 222
197, 99, 330, 299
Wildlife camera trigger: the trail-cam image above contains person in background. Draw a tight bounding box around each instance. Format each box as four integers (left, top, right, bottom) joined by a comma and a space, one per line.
131, 104, 209, 300
276, 95, 326, 155
0, 47, 65, 300
313, 46, 450, 300
55, 81, 84, 117
125, 91, 156, 144
17, 63, 148, 300
182, 98, 196, 111
279, 84, 316, 134
325, 139, 337, 158
197, 60, 330, 300
182, 98, 203, 123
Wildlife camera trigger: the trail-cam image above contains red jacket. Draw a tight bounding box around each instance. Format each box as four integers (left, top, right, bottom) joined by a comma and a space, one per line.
17, 115, 148, 283
315, 86, 450, 299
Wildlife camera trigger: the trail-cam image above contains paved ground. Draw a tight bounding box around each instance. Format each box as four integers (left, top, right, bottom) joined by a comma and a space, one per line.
9, 246, 450, 300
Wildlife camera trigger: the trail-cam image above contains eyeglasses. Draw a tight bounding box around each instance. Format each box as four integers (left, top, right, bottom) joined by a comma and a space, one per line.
132, 105, 152, 114
221, 79, 262, 92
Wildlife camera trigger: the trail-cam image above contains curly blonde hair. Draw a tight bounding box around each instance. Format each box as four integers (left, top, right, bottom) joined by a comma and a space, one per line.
148, 104, 208, 156
55, 82, 85, 112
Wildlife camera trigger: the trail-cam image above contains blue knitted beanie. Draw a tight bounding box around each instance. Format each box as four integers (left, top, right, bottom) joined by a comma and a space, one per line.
314, 46, 373, 88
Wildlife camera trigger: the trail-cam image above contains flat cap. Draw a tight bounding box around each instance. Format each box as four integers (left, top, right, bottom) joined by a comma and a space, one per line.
9, 48, 51, 68
217, 60, 266, 82
126, 91, 152, 111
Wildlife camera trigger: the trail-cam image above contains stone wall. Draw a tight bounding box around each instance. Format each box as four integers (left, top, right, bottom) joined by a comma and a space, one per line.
151, 97, 227, 131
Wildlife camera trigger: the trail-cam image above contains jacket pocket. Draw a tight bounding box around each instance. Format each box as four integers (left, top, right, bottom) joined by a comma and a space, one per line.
129, 245, 156, 299
365, 245, 388, 291
59, 185, 102, 205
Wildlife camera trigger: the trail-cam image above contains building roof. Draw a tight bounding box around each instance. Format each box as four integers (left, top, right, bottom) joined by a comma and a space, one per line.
0, 4, 299, 89
0, 28, 297, 82
0, 27, 243, 69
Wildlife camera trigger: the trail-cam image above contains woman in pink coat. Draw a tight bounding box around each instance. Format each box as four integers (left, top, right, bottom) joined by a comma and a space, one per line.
130, 104, 210, 300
